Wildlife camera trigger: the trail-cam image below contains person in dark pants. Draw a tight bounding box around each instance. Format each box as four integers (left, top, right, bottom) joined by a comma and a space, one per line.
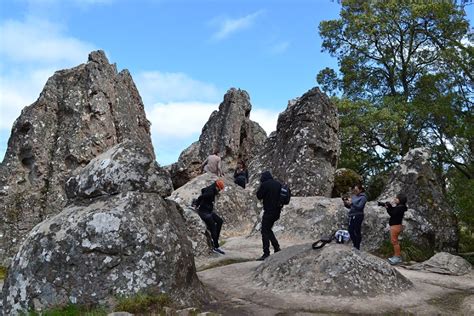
195, 179, 226, 255
234, 161, 249, 189
343, 184, 367, 250
380, 193, 408, 265
256, 171, 282, 261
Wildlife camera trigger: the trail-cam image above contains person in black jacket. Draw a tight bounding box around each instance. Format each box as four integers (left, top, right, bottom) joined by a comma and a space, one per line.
195, 179, 226, 255
234, 161, 249, 189
380, 193, 408, 265
256, 171, 282, 261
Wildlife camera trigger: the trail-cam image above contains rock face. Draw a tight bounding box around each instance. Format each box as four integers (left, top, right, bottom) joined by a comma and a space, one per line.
0, 50, 152, 266
1, 142, 208, 314
168, 88, 267, 189
406, 252, 471, 276
168, 173, 261, 256
378, 148, 459, 251
253, 243, 412, 297
248, 87, 339, 197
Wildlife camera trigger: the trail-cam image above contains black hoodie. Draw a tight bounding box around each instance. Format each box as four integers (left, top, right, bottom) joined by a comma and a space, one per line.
256, 171, 282, 215
196, 183, 218, 213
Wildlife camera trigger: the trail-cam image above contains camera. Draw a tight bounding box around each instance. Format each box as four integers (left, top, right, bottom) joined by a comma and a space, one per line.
377, 201, 388, 207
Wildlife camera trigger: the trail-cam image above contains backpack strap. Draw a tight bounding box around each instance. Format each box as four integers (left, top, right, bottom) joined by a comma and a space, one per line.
312, 240, 329, 249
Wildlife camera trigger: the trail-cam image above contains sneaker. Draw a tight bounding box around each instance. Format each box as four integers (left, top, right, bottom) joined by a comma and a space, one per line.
256, 254, 269, 261
212, 247, 225, 255
388, 256, 402, 265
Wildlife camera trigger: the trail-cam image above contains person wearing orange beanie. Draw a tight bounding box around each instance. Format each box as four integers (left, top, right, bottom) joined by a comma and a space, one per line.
195, 179, 226, 255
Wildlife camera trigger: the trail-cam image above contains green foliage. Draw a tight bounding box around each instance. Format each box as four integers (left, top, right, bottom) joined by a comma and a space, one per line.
448, 170, 474, 232
376, 237, 434, 262
0, 266, 7, 279
115, 293, 172, 314
331, 168, 362, 198
318, 0, 473, 185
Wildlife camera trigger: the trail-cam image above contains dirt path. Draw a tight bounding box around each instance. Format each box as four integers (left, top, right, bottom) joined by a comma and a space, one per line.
196, 236, 474, 315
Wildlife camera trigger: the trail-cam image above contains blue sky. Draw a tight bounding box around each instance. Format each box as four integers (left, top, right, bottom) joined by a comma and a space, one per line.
0, 0, 472, 165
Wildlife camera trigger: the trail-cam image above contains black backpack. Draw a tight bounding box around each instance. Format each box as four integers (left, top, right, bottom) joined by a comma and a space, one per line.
279, 183, 291, 206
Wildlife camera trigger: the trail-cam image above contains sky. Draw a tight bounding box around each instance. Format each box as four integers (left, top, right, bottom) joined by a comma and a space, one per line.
0, 0, 472, 166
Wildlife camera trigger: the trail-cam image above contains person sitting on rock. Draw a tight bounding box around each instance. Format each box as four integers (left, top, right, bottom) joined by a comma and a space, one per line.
380, 193, 408, 265
256, 171, 282, 261
201, 150, 224, 177
233, 161, 249, 189
195, 179, 226, 255
342, 183, 367, 251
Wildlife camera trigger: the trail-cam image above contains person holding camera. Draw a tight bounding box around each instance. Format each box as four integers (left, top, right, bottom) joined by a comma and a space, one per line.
342, 184, 367, 251
378, 193, 408, 265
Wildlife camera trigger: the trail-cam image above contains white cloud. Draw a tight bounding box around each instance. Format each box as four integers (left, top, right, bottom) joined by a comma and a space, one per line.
211, 10, 264, 40
146, 101, 218, 140
135, 71, 221, 105
0, 17, 95, 64
250, 108, 279, 135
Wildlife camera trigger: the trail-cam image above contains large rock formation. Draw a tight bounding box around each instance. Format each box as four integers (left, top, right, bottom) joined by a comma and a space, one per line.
1, 142, 208, 314
248, 87, 340, 197
168, 173, 261, 256
168, 88, 267, 189
0, 50, 152, 266
378, 147, 459, 251
254, 243, 412, 297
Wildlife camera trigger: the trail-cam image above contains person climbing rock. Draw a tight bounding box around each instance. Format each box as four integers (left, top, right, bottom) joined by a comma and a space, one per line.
195, 179, 226, 255
256, 171, 282, 261
201, 150, 224, 177
233, 160, 249, 189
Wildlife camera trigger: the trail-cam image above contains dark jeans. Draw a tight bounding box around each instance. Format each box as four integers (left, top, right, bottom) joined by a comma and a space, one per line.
348, 214, 364, 250
234, 176, 246, 188
199, 212, 223, 248
261, 213, 280, 256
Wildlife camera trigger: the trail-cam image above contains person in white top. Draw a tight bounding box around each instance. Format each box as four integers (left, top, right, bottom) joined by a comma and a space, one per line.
201, 150, 224, 177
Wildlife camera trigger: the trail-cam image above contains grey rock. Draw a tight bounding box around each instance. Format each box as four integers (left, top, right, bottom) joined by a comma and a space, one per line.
168, 88, 267, 189
253, 243, 412, 297
248, 87, 340, 197
406, 252, 472, 276
378, 148, 459, 251
66, 141, 172, 200
461, 295, 474, 315
0, 50, 153, 266
168, 173, 261, 256
1, 145, 208, 314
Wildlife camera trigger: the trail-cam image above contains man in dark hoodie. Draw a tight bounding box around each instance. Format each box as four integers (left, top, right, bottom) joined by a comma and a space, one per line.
256, 171, 282, 260
195, 179, 226, 255
343, 183, 367, 250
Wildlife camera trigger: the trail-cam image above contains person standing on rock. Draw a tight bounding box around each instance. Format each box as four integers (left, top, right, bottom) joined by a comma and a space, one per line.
380, 193, 408, 265
201, 150, 224, 177
234, 161, 249, 189
256, 171, 282, 260
342, 183, 367, 250
195, 179, 226, 255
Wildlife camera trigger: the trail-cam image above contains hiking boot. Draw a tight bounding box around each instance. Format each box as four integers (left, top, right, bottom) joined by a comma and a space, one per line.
256, 254, 269, 261
274, 247, 281, 253
212, 247, 225, 255
388, 256, 402, 265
